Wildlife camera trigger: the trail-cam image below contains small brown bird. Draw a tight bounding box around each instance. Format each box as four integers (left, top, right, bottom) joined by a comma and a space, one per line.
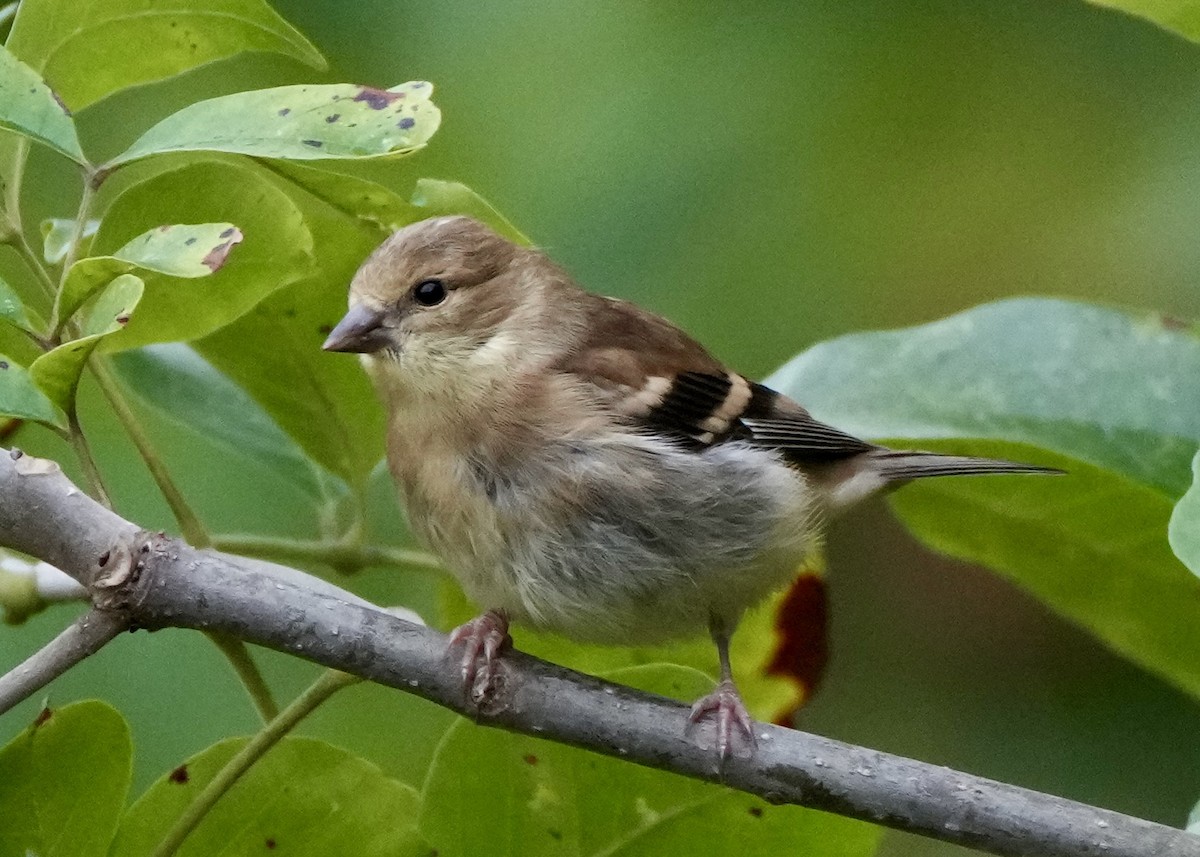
324, 216, 1054, 758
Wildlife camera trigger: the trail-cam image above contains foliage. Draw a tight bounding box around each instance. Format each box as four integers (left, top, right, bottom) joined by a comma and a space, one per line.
0, 0, 1198, 854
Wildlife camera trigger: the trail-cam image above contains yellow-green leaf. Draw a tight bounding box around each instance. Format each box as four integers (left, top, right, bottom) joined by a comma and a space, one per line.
32, 274, 143, 410
91, 160, 313, 352
412, 178, 531, 245
1086, 0, 1200, 44
6, 0, 325, 111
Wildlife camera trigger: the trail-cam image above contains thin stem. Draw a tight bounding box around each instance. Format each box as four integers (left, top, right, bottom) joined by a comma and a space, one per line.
57, 177, 94, 283
149, 670, 361, 857
91, 359, 211, 548
0, 608, 129, 716
211, 534, 441, 574
10, 229, 56, 301
206, 633, 279, 723
67, 408, 112, 509
3, 137, 27, 230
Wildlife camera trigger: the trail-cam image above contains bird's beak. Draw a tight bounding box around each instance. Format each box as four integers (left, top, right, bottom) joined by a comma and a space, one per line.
323, 304, 389, 353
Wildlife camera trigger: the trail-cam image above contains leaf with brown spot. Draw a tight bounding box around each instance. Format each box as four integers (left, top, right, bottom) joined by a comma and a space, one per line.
0, 700, 132, 857
32, 274, 144, 411
110, 737, 428, 857
90, 160, 313, 353
55, 222, 243, 327
353, 86, 405, 110
111, 81, 440, 166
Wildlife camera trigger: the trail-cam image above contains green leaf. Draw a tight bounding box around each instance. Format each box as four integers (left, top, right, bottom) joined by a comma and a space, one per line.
420, 664, 880, 857
1170, 451, 1200, 576
194, 164, 389, 486
91, 159, 313, 352
0, 700, 132, 857
412, 179, 531, 245
768, 297, 1200, 698
769, 298, 1200, 496
0, 44, 84, 163
1085, 1, 1200, 44
266, 161, 421, 231
112, 343, 329, 497
5, 0, 325, 111
111, 737, 428, 857
32, 274, 143, 410
56, 222, 243, 327
41, 217, 99, 264
0, 351, 63, 426
111, 82, 441, 167
0, 275, 36, 333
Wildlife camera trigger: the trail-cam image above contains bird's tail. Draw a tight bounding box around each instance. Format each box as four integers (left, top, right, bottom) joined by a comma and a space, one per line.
867, 449, 1063, 482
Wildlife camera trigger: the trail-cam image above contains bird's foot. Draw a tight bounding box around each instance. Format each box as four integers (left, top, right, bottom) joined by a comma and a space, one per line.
447, 609, 511, 703
687, 679, 757, 761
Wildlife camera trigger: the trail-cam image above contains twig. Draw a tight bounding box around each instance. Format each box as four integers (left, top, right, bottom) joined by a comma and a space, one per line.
8, 227, 57, 301
149, 670, 360, 857
91, 360, 211, 547
212, 534, 440, 573
0, 448, 1197, 857
56, 176, 94, 282
0, 607, 129, 715
66, 407, 113, 508
205, 633, 279, 722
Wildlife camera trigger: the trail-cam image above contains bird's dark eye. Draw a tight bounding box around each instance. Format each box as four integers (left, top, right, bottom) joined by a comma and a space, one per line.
412, 279, 447, 306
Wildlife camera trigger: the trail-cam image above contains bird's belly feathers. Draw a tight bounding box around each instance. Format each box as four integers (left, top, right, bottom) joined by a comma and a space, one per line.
395, 429, 818, 644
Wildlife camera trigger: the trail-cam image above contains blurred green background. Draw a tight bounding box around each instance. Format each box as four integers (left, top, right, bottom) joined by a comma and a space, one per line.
4, 1, 1200, 855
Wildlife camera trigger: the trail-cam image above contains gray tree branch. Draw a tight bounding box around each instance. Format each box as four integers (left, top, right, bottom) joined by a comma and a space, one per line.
0, 447, 1196, 857
0, 606, 128, 714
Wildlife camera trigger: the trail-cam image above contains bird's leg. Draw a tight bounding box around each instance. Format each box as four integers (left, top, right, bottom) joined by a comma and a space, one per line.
687, 616, 757, 760
447, 608, 511, 702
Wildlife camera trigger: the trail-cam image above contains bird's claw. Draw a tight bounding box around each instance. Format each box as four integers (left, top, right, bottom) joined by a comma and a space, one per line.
687, 679, 757, 761
447, 610, 511, 703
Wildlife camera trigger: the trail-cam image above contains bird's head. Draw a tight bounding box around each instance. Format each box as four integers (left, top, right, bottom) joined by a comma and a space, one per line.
323, 216, 529, 370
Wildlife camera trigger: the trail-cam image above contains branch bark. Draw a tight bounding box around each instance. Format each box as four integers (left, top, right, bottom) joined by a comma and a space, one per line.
0, 447, 1196, 857
0, 606, 128, 714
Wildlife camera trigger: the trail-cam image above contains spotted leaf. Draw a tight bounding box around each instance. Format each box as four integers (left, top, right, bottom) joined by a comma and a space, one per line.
111, 82, 440, 167
32, 274, 144, 411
